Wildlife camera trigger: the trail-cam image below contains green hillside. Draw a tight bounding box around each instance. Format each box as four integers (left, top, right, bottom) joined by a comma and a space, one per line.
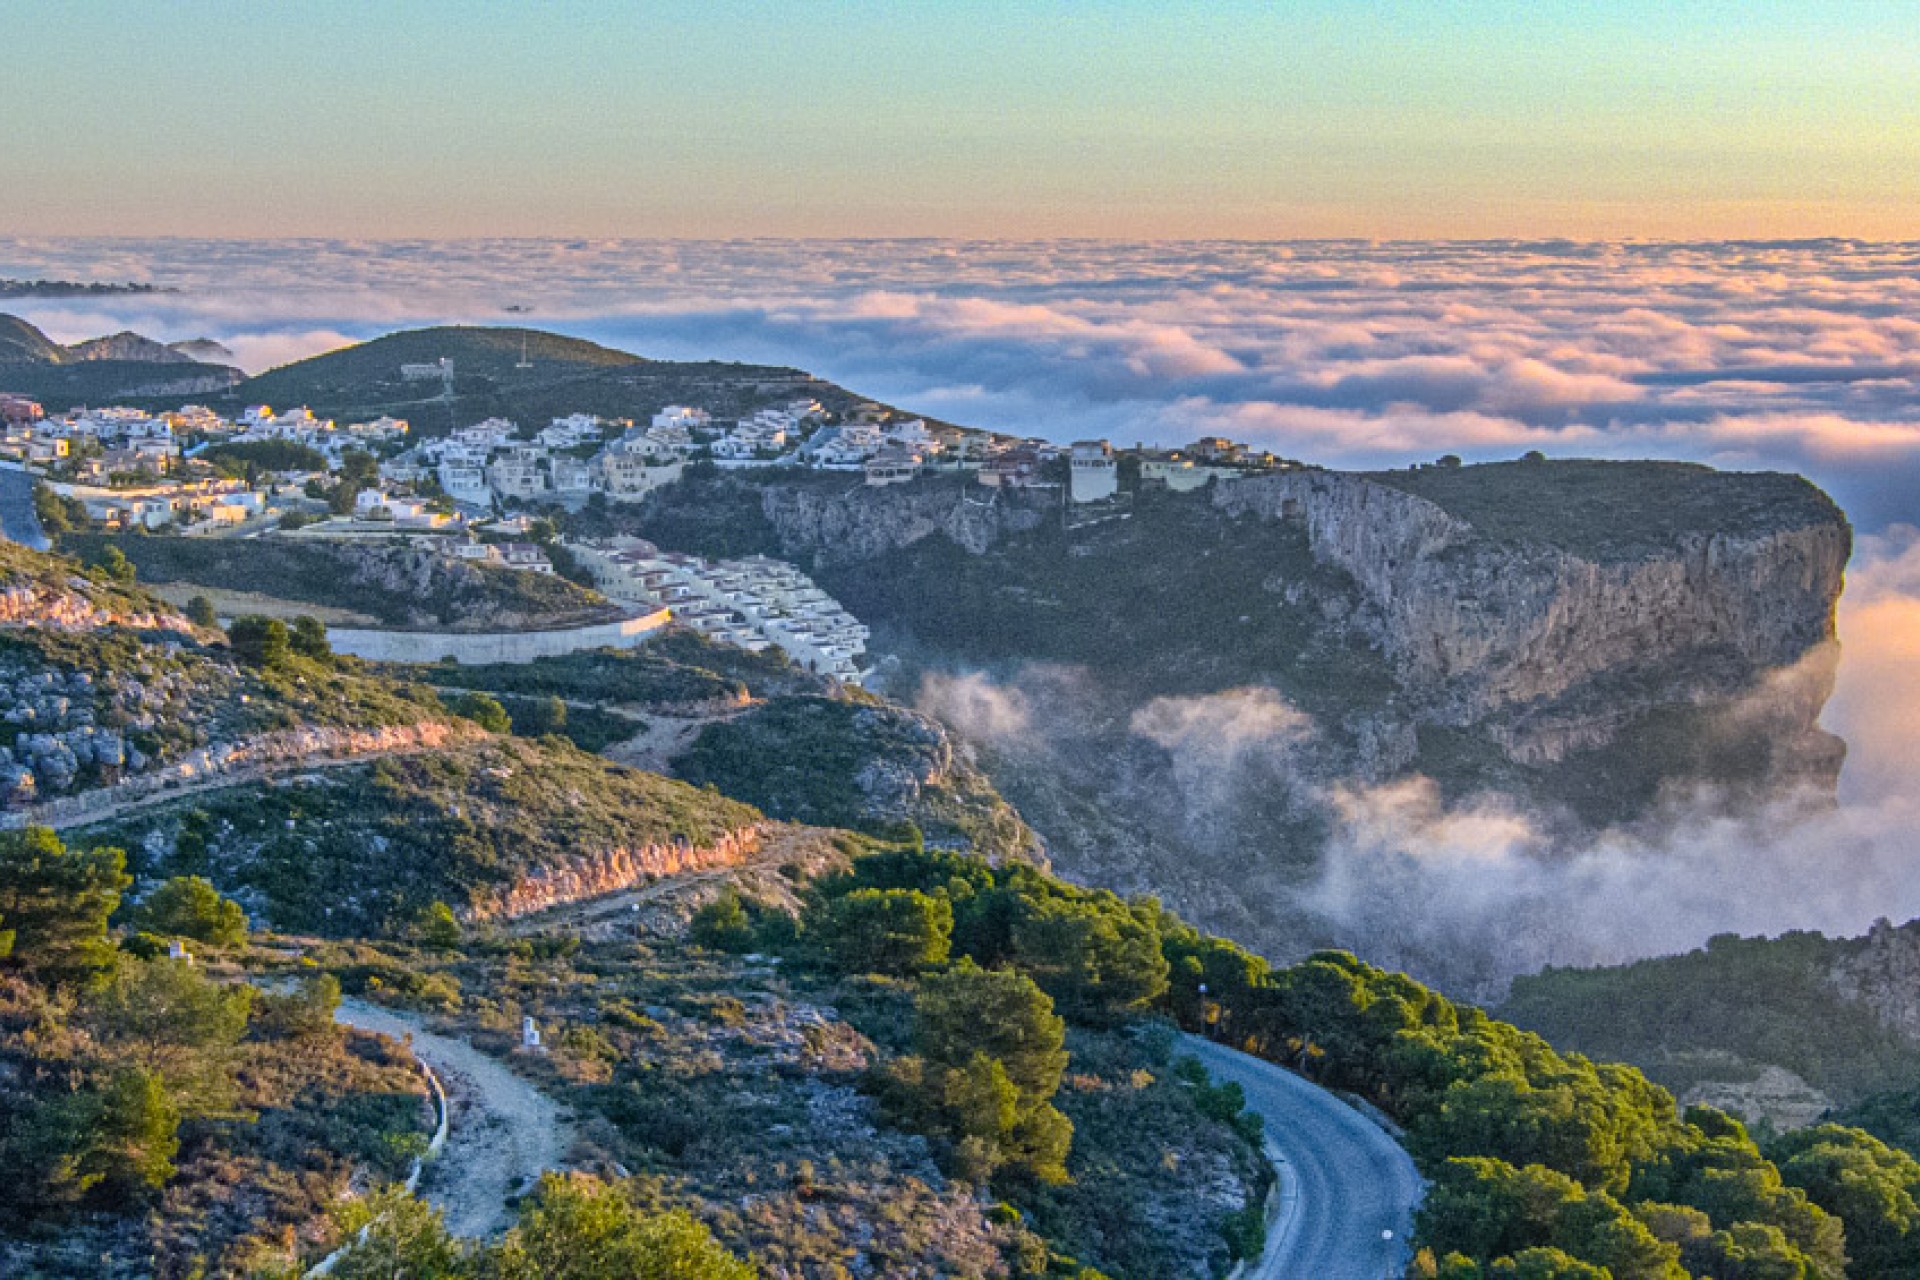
218, 324, 853, 437
0, 313, 65, 363
1499, 928, 1920, 1106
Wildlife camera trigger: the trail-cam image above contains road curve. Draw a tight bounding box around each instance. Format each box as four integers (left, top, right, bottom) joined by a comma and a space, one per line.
1182, 1034, 1421, 1280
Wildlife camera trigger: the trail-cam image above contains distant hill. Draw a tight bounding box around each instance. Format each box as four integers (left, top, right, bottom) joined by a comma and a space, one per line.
220, 324, 866, 436
0, 277, 164, 298
65, 330, 198, 364
168, 336, 236, 364
1499, 921, 1920, 1120
0, 313, 65, 363
0, 313, 243, 403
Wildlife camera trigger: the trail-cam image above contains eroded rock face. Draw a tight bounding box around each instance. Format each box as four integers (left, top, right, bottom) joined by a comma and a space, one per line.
0, 578, 193, 636
759, 481, 1043, 567
468, 824, 764, 919
1829, 918, 1920, 1040
1215, 470, 1849, 766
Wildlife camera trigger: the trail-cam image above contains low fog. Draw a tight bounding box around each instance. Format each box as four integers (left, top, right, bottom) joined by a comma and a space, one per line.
918, 529, 1920, 998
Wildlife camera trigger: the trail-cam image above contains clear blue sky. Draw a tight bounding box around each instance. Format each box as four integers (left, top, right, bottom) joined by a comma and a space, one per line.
7, 0, 1918, 238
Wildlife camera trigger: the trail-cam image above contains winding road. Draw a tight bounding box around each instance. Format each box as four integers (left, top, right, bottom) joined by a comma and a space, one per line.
1182, 1035, 1422, 1280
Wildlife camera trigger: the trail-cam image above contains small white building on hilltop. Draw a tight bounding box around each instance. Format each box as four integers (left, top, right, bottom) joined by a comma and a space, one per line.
1069, 440, 1118, 503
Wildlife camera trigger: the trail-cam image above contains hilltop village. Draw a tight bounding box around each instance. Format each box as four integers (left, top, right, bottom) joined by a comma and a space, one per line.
2, 360, 1294, 683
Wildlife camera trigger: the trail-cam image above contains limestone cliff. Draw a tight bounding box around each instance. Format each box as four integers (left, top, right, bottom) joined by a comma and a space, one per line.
1828, 918, 1920, 1041
757, 476, 1044, 567
468, 824, 765, 920
1213, 464, 1849, 768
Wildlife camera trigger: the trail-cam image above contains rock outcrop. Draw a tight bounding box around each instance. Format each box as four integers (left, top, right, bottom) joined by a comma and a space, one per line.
1829, 918, 1920, 1040
468, 823, 764, 920
1215, 467, 1849, 767
759, 478, 1043, 567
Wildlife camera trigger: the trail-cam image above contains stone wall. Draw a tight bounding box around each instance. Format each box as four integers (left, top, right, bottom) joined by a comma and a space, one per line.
326, 608, 671, 664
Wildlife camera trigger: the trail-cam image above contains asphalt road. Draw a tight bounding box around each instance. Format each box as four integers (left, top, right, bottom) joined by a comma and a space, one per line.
0, 465, 50, 551
1182, 1035, 1422, 1280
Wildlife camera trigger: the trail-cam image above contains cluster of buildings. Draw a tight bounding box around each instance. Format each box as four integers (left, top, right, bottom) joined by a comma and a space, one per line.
571, 537, 870, 682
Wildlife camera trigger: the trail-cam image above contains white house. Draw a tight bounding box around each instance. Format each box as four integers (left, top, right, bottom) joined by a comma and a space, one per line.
1069, 440, 1118, 503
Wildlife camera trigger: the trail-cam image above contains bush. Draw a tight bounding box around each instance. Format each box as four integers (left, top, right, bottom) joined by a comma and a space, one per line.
821, 888, 953, 975
251, 974, 343, 1040
185, 595, 218, 629
227, 615, 291, 668
451, 691, 512, 734
133, 875, 248, 948
689, 889, 757, 953
416, 901, 462, 952
290, 614, 332, 661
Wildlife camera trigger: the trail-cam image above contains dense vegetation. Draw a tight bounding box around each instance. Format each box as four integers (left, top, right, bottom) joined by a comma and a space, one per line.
1499, 929, 1920, 1105
0, 828, 429, 1278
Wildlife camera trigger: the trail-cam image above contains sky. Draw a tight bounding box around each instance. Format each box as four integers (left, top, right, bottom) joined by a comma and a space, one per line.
6, 1, 1920, 239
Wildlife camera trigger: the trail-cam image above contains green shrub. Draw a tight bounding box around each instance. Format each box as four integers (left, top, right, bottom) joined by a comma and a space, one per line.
133, 875, 248, 948
821, 888, 953, 975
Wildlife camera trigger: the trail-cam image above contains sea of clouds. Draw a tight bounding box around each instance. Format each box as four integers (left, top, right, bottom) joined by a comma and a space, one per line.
5, 236, 1916, 973
4, 237, 1919, 530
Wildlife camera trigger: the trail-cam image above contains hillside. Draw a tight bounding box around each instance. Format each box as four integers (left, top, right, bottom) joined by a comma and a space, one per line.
1500, 920, 1920, 1131
0, 539, 461, 812
70, 735, 765, 934
201, 322, 983, 442
387, 632, 1042, 862
221, 324, 860, 437
605, 461, 1850, 990
0, 312, 65, 363
67, 533, 624, 632
0, 313, 243, 404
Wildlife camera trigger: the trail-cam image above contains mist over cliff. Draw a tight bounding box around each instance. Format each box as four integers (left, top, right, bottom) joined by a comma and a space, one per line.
625, 458, 1881, 996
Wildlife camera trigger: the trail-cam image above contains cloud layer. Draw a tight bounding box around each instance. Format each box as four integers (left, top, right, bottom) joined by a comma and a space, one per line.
2, 237, 1917, 530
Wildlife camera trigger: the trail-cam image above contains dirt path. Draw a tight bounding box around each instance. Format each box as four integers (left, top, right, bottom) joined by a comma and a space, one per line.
23, 742, 448, 832
332, 999, 573, 1238
599, 705, 751, 774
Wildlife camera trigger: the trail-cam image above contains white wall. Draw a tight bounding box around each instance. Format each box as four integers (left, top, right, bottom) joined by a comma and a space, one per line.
326, 608, 671, 664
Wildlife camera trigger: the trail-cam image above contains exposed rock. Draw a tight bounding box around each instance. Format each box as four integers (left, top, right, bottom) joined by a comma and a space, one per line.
467, 824, 764, 920
759, 479, 1043, 568
1214, 469, 1848, 741
1682, 1066, 1835, 1132
1828, 918, 1920, 1040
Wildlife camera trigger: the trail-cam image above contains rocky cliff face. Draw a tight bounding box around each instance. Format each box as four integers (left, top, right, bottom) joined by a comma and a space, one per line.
1829, 919, 1920, 1040
759, 479, 1044, 567
467, 824, 764, 920
1214, 469, 1849, 761
0, 575, 194, 637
